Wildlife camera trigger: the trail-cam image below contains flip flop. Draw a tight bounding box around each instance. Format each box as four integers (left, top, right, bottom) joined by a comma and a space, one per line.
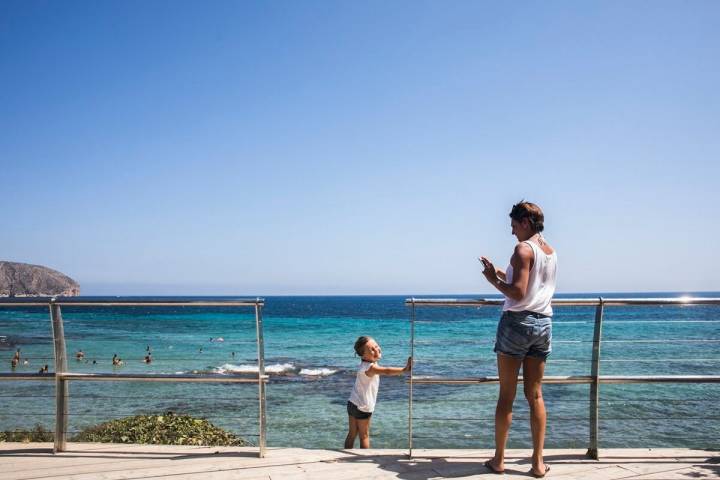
484, 460, 505, 474
530, 464, 550, 478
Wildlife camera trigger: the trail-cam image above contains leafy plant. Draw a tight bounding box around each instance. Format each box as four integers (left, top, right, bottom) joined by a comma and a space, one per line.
70, 412, 251, 446
0, 424, 54, 442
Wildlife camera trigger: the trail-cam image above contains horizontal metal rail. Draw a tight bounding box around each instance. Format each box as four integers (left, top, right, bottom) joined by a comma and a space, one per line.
405, 297, 720, 307
409, 375, 720, 385
0, 298, 264, 307
0, 373, 56, 381
0, 373, 268, 383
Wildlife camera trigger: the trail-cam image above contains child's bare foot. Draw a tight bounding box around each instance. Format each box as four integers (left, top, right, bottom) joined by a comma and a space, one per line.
530, 464, 550, 477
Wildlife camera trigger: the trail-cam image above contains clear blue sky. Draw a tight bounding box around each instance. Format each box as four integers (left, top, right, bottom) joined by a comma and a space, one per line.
2, 1, 718, 295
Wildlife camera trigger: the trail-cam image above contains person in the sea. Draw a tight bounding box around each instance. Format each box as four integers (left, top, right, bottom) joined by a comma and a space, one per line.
75, 349, 84, 360
345, 336, 412, 449
479, 200, 557, 478
144, 353, 152, 364
11, 349, 20, 369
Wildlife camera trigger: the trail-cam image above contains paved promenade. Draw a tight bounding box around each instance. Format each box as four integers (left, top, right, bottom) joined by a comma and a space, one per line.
1, 443, 718, 479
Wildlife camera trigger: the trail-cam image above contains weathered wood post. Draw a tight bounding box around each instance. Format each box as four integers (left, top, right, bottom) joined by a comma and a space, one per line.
50, 299, 68, 453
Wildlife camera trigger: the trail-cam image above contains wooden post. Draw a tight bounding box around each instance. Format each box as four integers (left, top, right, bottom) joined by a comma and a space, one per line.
50, 300, 68, 453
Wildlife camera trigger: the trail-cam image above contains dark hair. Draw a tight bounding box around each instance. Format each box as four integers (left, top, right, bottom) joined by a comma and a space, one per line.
354, 336, 372, 356
509, 200, 545, 233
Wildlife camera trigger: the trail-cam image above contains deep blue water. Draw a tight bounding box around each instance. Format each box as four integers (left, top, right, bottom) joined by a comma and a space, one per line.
1, 292, 719, 449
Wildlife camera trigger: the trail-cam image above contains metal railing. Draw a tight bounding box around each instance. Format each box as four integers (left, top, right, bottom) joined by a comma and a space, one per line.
0, 298, 268, 456
405, 297, 720, 459
3, 296, 719, 457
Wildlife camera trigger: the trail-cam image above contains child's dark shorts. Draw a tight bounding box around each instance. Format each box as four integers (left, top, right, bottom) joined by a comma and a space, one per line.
347, 401, 372, 420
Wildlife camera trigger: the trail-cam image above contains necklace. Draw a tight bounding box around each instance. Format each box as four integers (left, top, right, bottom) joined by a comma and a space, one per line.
530, 233, 545, 246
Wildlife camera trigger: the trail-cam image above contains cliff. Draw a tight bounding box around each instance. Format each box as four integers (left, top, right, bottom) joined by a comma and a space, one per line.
0, 261, 80, 297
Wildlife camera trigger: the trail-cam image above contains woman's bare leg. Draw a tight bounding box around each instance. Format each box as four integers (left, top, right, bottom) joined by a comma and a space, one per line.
357, 417, 371, 448
490, 353, 523, 471
344, 415, 358, 448
523, 356, 547, 474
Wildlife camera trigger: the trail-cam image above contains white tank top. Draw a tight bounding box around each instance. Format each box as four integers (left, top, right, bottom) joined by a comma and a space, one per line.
503, 239, 558, 316
348, 361, 379, 413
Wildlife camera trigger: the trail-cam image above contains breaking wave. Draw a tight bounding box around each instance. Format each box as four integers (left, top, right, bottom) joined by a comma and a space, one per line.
212, 362, 340, 377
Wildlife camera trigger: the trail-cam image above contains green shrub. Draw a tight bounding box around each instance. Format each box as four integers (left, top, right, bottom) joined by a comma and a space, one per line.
0, 424, 54, 442
71, 412, 251, 446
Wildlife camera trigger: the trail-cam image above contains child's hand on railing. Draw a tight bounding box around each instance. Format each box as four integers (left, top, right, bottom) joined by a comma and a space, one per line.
404, 356, 413, 373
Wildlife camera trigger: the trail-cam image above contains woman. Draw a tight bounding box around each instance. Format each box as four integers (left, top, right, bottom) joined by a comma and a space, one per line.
480, 201, 557, 478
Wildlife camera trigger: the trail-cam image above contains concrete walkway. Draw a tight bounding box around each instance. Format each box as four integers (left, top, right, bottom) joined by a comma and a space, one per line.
1, 443, 718, 479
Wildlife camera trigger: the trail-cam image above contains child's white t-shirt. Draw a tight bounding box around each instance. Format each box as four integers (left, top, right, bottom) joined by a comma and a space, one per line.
348, 361, 380, 413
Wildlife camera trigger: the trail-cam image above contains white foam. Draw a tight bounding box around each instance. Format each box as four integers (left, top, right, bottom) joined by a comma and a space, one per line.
299, 368, 338, 376
266, 363, 298, 374
215, 362, 296, 374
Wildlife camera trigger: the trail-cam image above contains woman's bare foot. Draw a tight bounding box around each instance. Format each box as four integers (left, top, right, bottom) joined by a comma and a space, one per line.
484, 458, 505, 474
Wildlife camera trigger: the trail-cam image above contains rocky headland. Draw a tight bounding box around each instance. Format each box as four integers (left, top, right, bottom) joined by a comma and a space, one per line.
0, 261, 80, 297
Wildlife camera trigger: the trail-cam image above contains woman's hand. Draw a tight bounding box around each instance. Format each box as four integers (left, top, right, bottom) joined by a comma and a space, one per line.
479, 256, 499, 284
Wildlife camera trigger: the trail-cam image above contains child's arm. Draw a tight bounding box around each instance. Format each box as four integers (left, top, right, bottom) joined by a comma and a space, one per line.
366, 357, 412, 377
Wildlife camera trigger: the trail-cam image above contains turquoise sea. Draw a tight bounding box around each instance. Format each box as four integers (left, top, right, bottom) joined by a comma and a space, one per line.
1, 293, 719, 449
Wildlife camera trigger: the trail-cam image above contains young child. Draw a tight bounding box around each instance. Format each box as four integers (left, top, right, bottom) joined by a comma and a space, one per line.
345, 336, 412, 449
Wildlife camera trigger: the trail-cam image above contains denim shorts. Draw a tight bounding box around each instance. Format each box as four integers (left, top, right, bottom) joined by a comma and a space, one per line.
494, 310, 552, 360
